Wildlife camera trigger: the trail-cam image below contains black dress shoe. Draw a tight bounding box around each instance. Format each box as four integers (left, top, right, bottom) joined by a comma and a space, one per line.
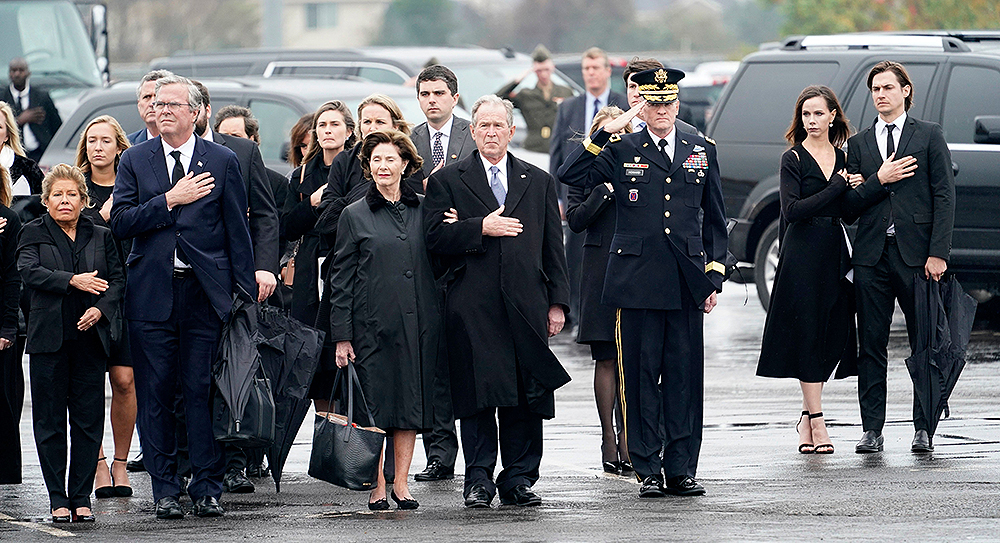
414, 459, 455, 481
193, 496, 224, 518
912, 429, 934, 452
464, 484, 493, 508
155, 496, 184, 520
855, 430, 884, 453
665, 476, 706, 496
639, 475, 666, 498
602, 461, 621, 475
126, 453, 146, 473
223, 469, 255, 493
390, 491, 419, 510
619, 461, 634, 473
500, 484, 541, 506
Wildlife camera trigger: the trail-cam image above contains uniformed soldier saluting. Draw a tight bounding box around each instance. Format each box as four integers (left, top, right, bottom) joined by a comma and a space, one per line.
557, 68, 728, 498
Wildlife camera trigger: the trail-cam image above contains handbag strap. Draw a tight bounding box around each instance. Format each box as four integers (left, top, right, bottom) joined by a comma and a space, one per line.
323, 362, 378, 433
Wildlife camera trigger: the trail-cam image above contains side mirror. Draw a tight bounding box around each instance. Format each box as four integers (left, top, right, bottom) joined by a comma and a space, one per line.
974, 115, 1000, 144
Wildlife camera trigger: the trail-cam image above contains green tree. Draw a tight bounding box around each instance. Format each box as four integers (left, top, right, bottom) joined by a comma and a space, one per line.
766, 0, 1000, 36
377, 0, 455, 46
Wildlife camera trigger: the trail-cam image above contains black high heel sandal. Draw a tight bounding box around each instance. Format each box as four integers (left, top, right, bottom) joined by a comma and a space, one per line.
72, 508, 96, 522
94, 456, 115, 499
111, 458, 133, 497
796, 411, 814, 454
810, 412, 834, 454
51, 509, 71, 523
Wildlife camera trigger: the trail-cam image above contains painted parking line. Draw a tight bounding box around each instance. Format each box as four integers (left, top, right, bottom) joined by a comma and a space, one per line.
0, 512, 77, 538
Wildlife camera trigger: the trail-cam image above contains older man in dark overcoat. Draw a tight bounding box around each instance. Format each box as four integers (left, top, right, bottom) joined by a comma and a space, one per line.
424, 95, 570, 509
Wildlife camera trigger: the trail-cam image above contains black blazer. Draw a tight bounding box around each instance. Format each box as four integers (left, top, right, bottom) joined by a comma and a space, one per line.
410, 117, 476, 179
17, 214, 123, 355
0, 85, 62, 155
213, 131, 279, 274
0, 205, 21, 342
424, 151, 570, 419
844, 116, 955, 267
549, 91, 627, 179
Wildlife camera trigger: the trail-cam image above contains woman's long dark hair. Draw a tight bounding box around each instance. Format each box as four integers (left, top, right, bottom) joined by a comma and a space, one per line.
784, 85, 851, 148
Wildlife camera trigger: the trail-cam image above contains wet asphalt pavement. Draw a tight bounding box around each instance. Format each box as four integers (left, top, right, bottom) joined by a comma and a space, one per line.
2, 289, 999, 541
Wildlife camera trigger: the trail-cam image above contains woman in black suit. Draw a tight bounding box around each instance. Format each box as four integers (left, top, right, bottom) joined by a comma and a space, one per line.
756, 86, 857, 455
0, 164, 23, 485
330, 129, 437, 511
563, 106, 633, 474
75, 115, 135, 498
17, 164, 124, 522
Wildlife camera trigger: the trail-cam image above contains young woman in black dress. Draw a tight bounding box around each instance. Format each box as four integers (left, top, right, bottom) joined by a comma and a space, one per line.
756, 86, 858, 455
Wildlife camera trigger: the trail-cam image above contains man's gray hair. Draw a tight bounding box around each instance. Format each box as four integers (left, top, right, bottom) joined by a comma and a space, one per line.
136, 69, 173, 99
154, 74, 202, 110
471, 95, 514, 128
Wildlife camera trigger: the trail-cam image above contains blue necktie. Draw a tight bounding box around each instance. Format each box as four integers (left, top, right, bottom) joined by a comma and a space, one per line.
591, 97, 601, 127
489, 165, 505, 207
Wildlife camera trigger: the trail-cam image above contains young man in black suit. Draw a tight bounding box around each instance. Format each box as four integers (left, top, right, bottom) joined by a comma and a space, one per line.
844, 60, 955, 454
2, 58, 61, 163
408, 64, 475, 483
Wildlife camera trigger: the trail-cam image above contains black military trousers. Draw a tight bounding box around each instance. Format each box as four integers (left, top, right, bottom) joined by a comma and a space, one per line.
617, 304, 704, 482
855, 236, 925, 433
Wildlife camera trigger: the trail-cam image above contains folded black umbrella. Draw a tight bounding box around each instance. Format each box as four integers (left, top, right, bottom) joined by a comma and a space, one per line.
213, 298, 266, 435
905, 275, 977, 436
257, 305, 325, 492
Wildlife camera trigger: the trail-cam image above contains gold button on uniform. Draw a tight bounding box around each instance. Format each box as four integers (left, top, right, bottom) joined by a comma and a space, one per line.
617, 249, 622, 254
664, 194, 670, 201
664, 228, 671, 234
664, 211, 670, 218
665, 177, 672, 184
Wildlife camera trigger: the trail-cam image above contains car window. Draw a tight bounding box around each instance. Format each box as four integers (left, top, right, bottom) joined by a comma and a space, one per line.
248, 99, 303, 163
356, 67, 406, 85
844, 62, 936, 130
711, 62, 839, 143
942, 64, 1000, 144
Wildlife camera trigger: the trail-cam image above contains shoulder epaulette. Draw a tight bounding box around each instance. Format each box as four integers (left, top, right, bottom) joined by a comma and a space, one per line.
704, 136, 716, 146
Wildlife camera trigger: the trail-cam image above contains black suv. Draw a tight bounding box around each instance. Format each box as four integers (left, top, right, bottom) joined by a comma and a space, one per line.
707, 32, 1000, 309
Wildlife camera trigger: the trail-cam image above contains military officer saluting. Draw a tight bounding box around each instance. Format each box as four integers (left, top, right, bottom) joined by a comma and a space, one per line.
557, 68, 728, 498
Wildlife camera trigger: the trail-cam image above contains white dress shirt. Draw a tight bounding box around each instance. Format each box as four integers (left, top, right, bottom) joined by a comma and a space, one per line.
163, 133, 197, 268
585, 87, 612, 129
9, 82, 39, 152
428, 115, 454, 164
480, 153, 508, 192
647, 127, 676, 163
876, 111, 906, 161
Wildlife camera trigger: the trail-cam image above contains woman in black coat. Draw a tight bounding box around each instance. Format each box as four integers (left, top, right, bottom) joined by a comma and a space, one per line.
330, 130, 438, 511
756, 86, 858, 455
563, 106, 633, 475
75, 115, 136, 498
17, 164, 124, 522
0, 165, 23, 485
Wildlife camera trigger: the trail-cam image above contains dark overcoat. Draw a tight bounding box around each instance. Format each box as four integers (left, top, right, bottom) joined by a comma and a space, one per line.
565, 180, 615, 345
329, 183, 440, 431
423, 151, 570, 419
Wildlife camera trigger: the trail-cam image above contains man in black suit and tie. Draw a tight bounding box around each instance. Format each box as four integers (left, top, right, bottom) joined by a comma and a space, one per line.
191, 81, 278, 493
549, 48, 627, 327
408, 64, 475, 483
111, 74, 256, 520
844, 60, 955, 454
127, 70, 173, 145
2, 58, 61, 163
558, 68, 728, 498
424, 95, 570, 509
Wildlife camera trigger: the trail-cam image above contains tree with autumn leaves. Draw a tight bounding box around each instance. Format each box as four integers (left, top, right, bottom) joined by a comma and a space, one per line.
766, 0, 1000, 36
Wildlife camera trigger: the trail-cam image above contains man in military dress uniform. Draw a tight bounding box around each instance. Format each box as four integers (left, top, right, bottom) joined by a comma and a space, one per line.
496, 45, 574, 153
557, 68, 727, 498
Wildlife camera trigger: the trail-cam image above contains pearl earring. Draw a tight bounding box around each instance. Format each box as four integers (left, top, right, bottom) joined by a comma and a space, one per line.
829, 122, 833, 127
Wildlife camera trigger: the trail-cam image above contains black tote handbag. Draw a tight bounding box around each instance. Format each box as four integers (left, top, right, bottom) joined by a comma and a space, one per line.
308, 362, 385, 490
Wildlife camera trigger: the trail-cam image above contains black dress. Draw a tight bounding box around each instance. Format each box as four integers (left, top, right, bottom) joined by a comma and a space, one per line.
757, 145, 858, 382
0, 204, 22, 484
566, 182, 617, 361
329, 183, 440, 431
84, 177, 131, 368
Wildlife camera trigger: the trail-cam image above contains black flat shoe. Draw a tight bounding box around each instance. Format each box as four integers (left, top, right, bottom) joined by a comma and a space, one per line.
155, 496, 184, 520
111, 458, 133, 497
855, 430, 884, 453
368, 497, 390, 511
602, 461, 621, 475
390, 491, 419, 510
193, 496, 224, 518
665, 475, 706, 496
414, 459, 454, 481
126, 453, 146, 473
51, 510, 71, 523
619, 461, 634, 473
72, 508, 96, 522
639, 475, 666, 498
500, 484, 541, 507
464, 484, 492, 509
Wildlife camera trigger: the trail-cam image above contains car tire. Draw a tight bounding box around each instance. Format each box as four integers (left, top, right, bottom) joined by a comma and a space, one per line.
754, 220, 780, 310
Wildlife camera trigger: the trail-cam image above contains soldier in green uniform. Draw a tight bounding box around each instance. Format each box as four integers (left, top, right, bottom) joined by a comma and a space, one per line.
497, 45, 574, 153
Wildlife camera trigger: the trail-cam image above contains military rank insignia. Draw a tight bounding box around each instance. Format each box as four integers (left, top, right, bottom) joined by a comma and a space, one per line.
628, 188, 639, 202
682, 152, 708, 170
